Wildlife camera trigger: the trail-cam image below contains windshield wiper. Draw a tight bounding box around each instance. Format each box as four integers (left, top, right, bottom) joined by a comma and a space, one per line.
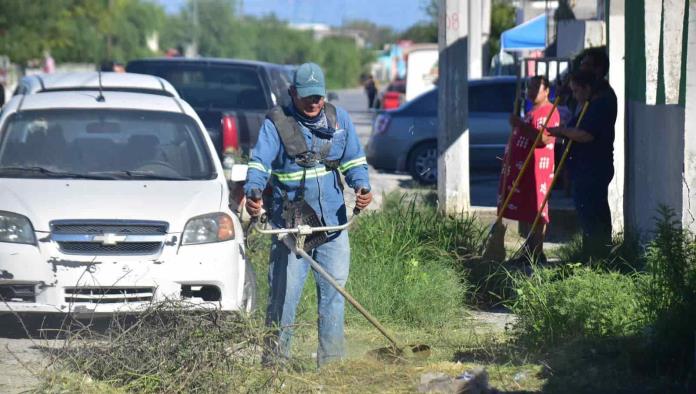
0, 166, 118, 180
89, 170, 193, 180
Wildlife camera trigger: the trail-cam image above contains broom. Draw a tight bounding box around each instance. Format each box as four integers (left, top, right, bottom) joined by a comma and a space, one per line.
513, 101, 590, 261
481, 95, 561, 262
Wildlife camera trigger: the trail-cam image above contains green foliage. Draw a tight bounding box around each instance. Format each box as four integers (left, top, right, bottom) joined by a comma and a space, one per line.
346, 193, 478, 325
342, 19, 396, 49
555, 231, 644, 272
509, 265, 645, 347
0, 0, 164, 65
639, 207, 696, 374
400, 23, 438, 43
247, 192, 478, 326
489, 0, 516, 62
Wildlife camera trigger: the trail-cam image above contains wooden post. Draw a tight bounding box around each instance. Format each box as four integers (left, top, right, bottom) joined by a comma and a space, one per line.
438, 0, 470, 214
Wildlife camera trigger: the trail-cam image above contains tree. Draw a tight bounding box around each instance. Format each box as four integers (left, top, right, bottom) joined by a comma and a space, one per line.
341, 19, 396, 49
488, 0, 516, 62
0, 0, 164, 65
400, 23, 437, 43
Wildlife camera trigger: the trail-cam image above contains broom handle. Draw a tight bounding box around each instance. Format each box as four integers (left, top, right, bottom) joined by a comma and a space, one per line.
526, 101, 590, 239
495, 96, 560, 224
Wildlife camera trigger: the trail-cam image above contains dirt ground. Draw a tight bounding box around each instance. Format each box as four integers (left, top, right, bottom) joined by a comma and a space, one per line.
0, 337, 50, 394
0, 310, 516, 393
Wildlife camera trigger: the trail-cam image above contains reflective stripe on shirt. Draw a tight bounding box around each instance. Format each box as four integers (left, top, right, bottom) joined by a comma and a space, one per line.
339, 156, 367, 173
272, 166, 332, 182
248, 162, 270, 173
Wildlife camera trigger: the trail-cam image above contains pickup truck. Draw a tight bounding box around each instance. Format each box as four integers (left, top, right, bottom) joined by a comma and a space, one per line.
126, 58, 294, 158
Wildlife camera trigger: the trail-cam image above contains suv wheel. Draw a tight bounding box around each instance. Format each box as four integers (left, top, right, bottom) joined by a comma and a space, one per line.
241, 259, 258, 313
408, 142, 438, 185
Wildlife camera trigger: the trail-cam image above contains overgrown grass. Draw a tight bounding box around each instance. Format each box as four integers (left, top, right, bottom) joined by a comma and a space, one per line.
507, 207, 696, 391
508, 264, 645, 347
246, 192, 482, 326
554, 231, 644, 272
639, 207, 696, 377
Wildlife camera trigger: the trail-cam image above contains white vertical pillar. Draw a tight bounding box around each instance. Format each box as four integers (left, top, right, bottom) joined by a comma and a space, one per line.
608, 0, 626, 232
683, 2, 696, 232
469, 0, 483, 79
481, 0, 492, 76
438, 0, 470, 214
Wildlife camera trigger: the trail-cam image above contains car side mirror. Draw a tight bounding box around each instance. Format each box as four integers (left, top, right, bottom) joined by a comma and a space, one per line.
327, 91, 338, 102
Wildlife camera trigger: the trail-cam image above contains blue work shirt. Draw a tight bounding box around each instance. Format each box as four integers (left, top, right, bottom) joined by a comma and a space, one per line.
567, 82, 617, 183
244, 105, 370, 228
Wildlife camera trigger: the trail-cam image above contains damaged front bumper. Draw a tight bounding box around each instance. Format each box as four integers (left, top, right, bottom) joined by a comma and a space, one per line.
0, 233, 247, 317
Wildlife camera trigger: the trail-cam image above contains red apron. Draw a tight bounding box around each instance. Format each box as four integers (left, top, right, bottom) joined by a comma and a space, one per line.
497, 103, 560, 224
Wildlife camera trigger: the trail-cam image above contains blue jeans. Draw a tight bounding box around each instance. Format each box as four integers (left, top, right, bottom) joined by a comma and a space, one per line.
264, 230, 350, 367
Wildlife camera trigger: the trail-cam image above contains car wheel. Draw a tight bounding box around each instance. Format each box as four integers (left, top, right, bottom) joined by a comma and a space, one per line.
408, 142, 438, 184
241, 259, 258, 313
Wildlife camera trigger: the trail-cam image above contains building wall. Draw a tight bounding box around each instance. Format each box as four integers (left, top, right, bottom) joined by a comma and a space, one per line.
623, 0, 693, 234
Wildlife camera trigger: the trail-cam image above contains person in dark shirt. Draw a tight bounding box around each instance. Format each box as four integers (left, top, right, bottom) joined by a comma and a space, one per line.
548, 69, 617, 259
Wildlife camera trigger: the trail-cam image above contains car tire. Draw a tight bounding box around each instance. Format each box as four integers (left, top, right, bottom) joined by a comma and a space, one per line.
408, 142, 438, 185
241, 259, 258, 313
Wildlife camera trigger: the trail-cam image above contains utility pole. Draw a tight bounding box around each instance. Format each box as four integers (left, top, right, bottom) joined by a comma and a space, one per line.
438, 0, 470, 214
469, 0, 482, 79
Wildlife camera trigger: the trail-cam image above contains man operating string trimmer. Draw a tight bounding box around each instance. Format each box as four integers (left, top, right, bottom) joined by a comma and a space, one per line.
244, 63, 372, 367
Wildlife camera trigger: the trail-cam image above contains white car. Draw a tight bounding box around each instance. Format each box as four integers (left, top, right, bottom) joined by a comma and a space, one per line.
0, 74, 256, 318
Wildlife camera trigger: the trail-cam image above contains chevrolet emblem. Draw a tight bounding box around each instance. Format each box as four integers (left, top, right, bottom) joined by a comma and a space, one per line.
93, 233, 127, 246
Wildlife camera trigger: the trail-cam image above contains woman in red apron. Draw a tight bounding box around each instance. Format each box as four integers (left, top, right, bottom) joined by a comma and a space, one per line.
498, 75, 560, 262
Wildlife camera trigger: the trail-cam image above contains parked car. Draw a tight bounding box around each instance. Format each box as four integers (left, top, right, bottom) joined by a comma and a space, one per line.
373, 78, 406, 110
366, 77, 518, 184
126, 58, 293, 158
0, 73, 256, 318
12, 71, 180, 98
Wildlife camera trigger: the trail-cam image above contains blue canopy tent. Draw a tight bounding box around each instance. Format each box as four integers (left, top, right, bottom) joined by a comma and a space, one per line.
501, 14, 547, 52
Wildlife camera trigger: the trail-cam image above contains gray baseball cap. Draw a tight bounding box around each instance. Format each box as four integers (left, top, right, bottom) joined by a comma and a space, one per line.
293, 62, 326, 98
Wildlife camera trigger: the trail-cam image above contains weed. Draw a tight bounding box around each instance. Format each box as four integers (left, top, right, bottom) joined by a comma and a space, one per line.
508, 265, 645, 347
246, 192, 478, 326
555, 231, 644, 272
639, 207, 696, 376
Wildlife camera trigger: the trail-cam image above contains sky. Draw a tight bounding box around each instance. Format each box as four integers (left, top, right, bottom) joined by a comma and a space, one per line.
156, 0, 432, 32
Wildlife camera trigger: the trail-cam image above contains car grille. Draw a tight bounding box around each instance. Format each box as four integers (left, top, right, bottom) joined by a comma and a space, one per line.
64, 287, 155, 304
58, 242, 162, 254
51, 220, 168, 256
52, 223, 167, 235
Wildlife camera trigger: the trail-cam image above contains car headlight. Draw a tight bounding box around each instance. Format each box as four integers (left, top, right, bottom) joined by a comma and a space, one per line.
182, 213, 235, 245
0, 211, 37, 245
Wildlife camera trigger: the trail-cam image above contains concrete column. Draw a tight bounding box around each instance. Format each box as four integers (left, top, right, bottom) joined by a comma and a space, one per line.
683, 2, 696, 232
482, 0, 492, 75
469, 0, 483, 79
438, 0, 470, 213
644, 0, 662, 105
608, 0, 626, 232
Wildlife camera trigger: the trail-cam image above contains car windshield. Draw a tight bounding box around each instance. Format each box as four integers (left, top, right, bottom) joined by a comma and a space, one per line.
0, 109, 215, 180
